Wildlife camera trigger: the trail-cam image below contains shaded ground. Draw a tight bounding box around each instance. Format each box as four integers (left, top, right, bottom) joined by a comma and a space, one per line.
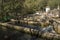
0, 27, 45, 40
0, 24, 59, 40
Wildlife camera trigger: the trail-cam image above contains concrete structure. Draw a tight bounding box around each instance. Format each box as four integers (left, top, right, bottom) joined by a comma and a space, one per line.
46, 6, 50, 13
57, 5, 60, 10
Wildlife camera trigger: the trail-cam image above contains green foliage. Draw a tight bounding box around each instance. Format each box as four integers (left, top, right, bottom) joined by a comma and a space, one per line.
48, 0, 60, 8
0, 0, 60, 21
24, 0, 47, 11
